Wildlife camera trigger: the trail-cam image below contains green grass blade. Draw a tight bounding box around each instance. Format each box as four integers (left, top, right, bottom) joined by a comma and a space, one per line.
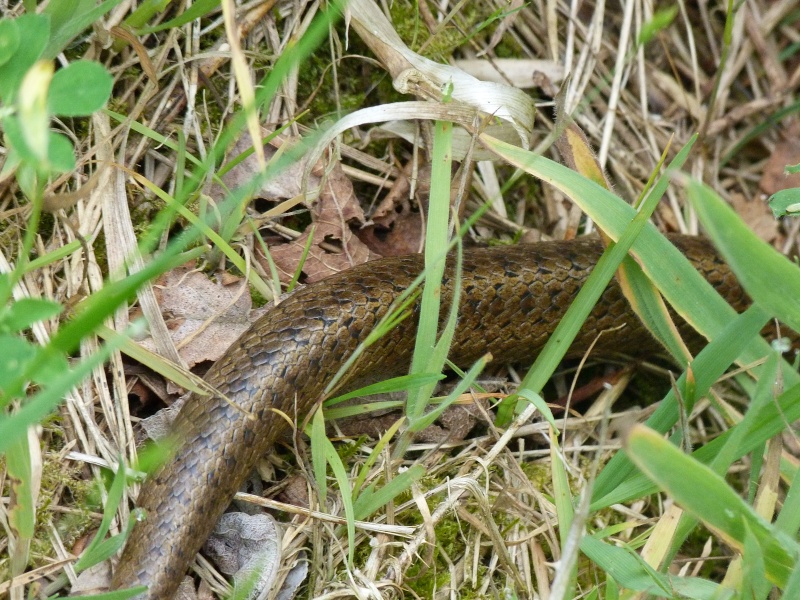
325, 434, 356, 565
581, 536, 733, 599
352, 417, 406, 496
625, 424, 799, 588
494, 135, 696, 424
550, 428, 574, 549
74, 461, 130, 572
775, 463, 800, 536
325, 373, 445, 407
591, 303, 772, 508
310, 407, 357, 564
406, 354, 489, 432
687, 180, 800, 333
93, 322, 208, 396
7, 429, 35, 578
405, 118, 456, 423
0, 334, 125, 455
311, 407, 328, 509
24, 239, 82, 273
353, 464, 425, 520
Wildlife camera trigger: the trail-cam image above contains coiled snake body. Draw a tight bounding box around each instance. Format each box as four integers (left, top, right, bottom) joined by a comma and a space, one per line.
112, 236, 747, 599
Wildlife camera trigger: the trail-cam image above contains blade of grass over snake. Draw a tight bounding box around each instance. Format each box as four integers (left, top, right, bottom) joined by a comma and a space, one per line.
495, 221, 645, 425
687, 180, 800, 334
612, 136, 697, 363
402, 116, 475, 443
392, 115, 468, 454
480, 134, 790, 373
495, 135, 696, 425
406, 118, 456, 423
554, 103, 694, 367
480, 134, 800, 493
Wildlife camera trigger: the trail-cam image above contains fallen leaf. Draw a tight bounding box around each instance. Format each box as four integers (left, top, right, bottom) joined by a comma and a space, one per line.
759, 134, 800, 196
141, 264, 263, 369
204, 512, 281, 600
358, 161, 429, 256
264, 162, 377, 283
730, 192, 780, 244
213, 132, 321, 202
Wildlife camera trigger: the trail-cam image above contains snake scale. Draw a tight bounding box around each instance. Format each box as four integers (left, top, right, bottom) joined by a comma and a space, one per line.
111, 235, 749, 599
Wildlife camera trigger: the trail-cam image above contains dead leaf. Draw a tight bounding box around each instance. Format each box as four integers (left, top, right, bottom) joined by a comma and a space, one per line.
204, 513, 281, 600
263, 162, 377, 283
358, 161, 429, 256
141, 264, 264, 369
275, 474, 310, 509
730, 193, 780, 244
358, 159, 467, 257
212, 132, 321, 202
759, 134, 800, 196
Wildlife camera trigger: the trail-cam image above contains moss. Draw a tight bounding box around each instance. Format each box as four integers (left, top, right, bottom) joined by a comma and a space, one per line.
34, 470, 96, 563
7, 447, 98, 569
404, 519, 462, 595
335, 435, 370, 463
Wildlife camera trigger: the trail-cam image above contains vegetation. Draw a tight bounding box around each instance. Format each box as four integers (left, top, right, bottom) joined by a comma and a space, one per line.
1, 0, 800, 599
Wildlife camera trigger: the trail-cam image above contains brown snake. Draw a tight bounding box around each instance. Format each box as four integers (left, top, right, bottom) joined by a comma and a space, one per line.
111, 235, 749, 599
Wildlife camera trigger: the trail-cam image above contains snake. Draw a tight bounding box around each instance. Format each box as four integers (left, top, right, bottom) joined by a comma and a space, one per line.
110, 235, 749, 599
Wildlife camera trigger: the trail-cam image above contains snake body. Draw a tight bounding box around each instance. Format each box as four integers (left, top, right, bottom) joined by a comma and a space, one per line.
111, 236, 747, 599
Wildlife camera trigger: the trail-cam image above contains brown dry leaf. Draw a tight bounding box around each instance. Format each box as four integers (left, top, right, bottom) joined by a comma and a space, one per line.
358, 162, 430, 256
338, 404, 481, 444
70, 562, 112, 596
204, 513, 281, 600
358, 160, 467, 257
759, 134, 800, 196
264, 162, 377, 283
730, 193, 780, 244
213, 132, 321, 202
141, 264, 263, 369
